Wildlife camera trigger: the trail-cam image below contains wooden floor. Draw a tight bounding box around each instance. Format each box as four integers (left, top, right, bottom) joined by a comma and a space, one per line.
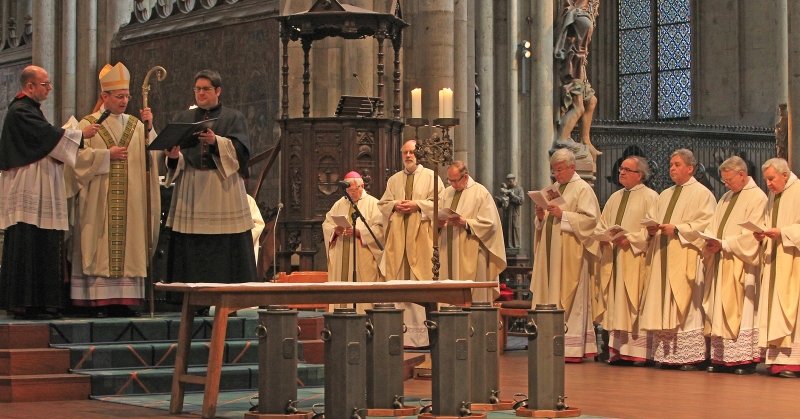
3, 351, 800, 418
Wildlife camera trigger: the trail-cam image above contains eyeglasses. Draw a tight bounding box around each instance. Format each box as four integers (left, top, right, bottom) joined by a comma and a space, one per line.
447, 174, 466, 184
618, 167, 640, 174
111, 94, 132, 100
31, 81, 52, 88
192, 86, 216, 93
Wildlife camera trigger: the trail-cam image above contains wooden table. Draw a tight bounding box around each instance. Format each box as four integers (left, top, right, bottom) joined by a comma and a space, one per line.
156, 280, 497, 418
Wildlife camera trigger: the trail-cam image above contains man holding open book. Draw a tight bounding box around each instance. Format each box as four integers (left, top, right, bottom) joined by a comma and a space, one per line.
596, 156, 658, 365
700, 156, 766, 374
531, 148, 600, 362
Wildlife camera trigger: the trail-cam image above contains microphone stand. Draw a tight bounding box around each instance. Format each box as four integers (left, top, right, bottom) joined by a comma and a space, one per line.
341, 188, 384, 284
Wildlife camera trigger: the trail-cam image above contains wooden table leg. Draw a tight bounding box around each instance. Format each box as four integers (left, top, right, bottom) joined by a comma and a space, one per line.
170, 297, 196, 414
201, 304, 232, 418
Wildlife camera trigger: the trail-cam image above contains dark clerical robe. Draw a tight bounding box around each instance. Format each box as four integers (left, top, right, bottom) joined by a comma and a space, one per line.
165, 104, 257, 284
0, 95, 82, 316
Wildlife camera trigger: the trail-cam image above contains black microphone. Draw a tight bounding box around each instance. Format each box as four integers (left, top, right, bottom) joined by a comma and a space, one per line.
95, 109, 112, 125
338, 180, 352, 189
352, 73, 376, 117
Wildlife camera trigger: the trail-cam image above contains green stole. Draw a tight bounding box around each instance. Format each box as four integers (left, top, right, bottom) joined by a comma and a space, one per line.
340, 203, 355, 281
660, 185, 683, 308
446, 190, 463, 279
544, 183, 569, 275
84, 113, 140, 278
402, 171, 414, 280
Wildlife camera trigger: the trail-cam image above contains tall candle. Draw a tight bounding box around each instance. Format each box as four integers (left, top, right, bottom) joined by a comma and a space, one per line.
411, 88, 422, 118
439, 88, 453, 118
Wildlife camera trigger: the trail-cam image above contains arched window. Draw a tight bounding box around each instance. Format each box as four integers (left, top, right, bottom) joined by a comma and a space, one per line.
618, 0, 691, 121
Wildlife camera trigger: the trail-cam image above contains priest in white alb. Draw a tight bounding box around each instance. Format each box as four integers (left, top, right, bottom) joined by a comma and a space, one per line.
68, 62, 161, 317
596, 156, 658, 364
755, 157, 800, 378
640, 148, 715, 370
531, 148, 600, 362
378, 139, 443, 347
438, 161, 505, 302
701, 155, 766, 375
323, 171, 384, 287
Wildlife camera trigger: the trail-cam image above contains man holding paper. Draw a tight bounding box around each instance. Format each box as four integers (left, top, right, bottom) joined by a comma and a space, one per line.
700, 156, 766, 374
0, 65, 99, 319
378, 139, 443, 347
596, 156, 658, 364
67, 62, 161, 316
322, 171, 384, 286
531, 148, 600, 361
640, 148, 715, 370
164, 70, 257, 297
755, 157, 800, 377
438, 161, 506, 302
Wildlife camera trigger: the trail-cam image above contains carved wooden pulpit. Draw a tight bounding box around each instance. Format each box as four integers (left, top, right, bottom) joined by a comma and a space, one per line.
272, 0, 407, 271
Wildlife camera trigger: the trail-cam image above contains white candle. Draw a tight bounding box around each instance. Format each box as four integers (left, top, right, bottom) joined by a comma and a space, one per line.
439, 88, 453, 118
411, 88, 422, 118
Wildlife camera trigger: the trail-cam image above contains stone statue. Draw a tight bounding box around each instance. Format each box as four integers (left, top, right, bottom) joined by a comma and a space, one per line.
554, 0, 602, 167
494, 173, 524, 252
775, 103, 789, 160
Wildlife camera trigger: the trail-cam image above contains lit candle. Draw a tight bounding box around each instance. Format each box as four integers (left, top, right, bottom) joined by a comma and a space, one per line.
439, 88, 453, 118
411, 88, 422, 118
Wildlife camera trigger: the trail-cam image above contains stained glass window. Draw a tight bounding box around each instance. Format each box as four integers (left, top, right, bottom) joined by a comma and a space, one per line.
618, 0, 691, 121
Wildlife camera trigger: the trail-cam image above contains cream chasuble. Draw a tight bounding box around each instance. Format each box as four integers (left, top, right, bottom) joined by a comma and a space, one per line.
322, 192, 384, 283
531, 173, 600, 359
701, 177, 765, 340
596, 184, 658, 332
759, 174, 800, 361
69, 110, 161, 279
378, 164, 443, 347
438, 178, 506, 302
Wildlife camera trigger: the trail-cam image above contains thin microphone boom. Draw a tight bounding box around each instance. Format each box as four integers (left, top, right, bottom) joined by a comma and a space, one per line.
352, 73, 375, 117
272, 202, 283, 280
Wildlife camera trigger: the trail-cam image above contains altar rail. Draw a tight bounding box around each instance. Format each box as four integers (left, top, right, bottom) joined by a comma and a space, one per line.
591, 121, 775, 206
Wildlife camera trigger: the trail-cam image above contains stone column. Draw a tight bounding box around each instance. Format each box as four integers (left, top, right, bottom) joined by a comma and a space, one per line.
787, 0, 800, 170
411, 0, 455, 142
453, 0, 474, 165
529, 0, 554, 189
32, 0, 56, 119
77, 0, 98, 117
99, 0, 131, 67
507, 0, 520, 179
60, 0, 77, 123
475, 0, 494, 187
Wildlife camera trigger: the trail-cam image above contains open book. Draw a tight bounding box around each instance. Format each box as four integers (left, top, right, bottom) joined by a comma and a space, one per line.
592, 225, 627, 242
330, 215, 351, 229
527, 184, 567, 208
438, 207, 460, 221
738, 221, 766, 233
640, 217, 660, 227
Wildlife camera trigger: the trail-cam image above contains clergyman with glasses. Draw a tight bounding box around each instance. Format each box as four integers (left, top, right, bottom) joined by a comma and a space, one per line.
0, 65, 99, 319
67, 62, 162, 317
531, 148, 601, 362
164, 69, 256, 310
595, 156, 658, 365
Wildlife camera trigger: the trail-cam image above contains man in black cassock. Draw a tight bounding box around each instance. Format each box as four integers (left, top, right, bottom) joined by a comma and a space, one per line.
0, 65, 99, 319
164, 69, 256, 306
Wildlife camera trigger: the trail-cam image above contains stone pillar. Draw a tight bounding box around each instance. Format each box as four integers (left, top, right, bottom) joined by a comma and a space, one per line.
452, 0, 475, 167
475, 0, 495, 189
411, 0, 455, 142
508, 0, 520, 179
529, 0, 554, 189
787, 0, 800, 170
32, 0, 56, 119
100, 0, 131, 66
77, 0, 98, 117
60, 0, 77, 123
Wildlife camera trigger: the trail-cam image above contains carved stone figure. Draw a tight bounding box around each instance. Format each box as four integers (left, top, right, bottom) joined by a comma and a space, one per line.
554, 0, 602, 166
775, 103, 789, 160
494, 173, 524, 252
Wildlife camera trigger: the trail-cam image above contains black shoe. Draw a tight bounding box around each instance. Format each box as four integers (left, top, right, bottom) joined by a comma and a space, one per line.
195, 307, 210, 316
108, 305, 141, 317
777, 370, 797, 378
679, 364, 700, 371
706, 364, 731, 373
734, 365, 755, 375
